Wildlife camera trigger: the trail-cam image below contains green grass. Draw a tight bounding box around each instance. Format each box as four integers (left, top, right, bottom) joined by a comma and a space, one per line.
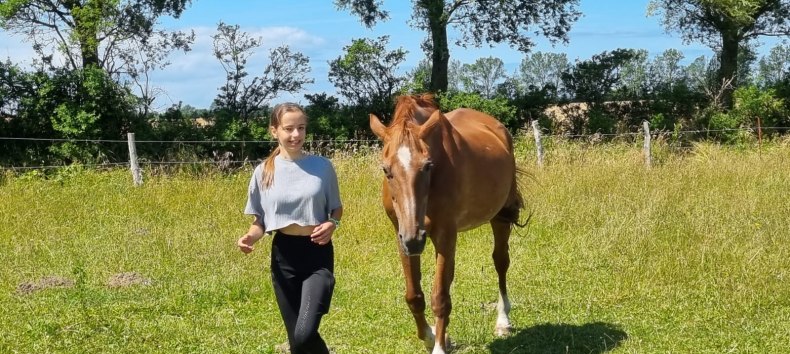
1, 140, 789, 353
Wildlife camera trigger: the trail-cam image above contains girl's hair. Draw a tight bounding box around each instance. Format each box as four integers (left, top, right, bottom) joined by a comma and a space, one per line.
262, 102, 307, 188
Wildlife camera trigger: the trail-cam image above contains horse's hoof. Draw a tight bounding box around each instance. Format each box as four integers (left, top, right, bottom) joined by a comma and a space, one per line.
494, 325, 512, 337
423, 326, 454, 353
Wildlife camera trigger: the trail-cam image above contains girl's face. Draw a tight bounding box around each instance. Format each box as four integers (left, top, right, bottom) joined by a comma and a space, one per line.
271, 111, 307, 154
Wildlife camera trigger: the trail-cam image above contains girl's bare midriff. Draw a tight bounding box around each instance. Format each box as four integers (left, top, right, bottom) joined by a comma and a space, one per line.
278, 223, 320, 236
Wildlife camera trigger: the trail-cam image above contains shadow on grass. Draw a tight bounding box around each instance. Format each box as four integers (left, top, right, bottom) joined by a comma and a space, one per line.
487, 322, 628, 354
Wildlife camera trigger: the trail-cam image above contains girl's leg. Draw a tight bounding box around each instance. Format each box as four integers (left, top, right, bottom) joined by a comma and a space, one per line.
271, 250, 301, 348
290, 268, 335, 354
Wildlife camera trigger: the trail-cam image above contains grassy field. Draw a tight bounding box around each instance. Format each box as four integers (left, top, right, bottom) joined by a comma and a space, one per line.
1, 140, 789, 353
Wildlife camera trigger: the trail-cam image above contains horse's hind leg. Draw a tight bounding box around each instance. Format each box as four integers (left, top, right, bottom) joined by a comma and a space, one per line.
490, 218, 513, 336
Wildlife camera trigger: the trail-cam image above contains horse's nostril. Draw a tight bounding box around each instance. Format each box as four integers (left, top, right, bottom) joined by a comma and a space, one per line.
398, 234, 403, 241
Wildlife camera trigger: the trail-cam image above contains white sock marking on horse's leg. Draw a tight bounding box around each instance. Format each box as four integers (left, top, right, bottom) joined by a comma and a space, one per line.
495, 291, 512, 336
429, 325, 446, 354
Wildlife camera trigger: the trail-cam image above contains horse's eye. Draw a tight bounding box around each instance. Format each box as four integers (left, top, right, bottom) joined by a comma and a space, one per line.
382, 166, 393, 179
422, 162, 434, 172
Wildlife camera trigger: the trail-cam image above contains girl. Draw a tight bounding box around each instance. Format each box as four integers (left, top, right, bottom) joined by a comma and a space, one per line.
237, 102, 342, 354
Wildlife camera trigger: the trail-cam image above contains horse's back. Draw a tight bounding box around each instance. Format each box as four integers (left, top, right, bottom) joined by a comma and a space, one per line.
445, 108, 513, 152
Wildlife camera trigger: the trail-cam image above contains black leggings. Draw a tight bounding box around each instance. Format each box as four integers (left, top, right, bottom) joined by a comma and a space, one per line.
271, 232, 335, 354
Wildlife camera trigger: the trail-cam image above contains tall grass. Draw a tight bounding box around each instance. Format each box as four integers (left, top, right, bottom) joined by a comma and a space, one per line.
1, 141, 788, 353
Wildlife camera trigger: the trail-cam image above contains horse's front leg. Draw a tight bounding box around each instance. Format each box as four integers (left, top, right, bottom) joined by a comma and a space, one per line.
398, 248, 433, 350
430, 231, 457, 354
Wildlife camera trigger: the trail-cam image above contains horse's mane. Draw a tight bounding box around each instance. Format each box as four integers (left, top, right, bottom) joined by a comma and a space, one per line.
388, 94, 439, 146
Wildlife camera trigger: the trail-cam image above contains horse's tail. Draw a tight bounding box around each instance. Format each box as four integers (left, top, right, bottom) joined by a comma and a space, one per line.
495, 165, 532, 228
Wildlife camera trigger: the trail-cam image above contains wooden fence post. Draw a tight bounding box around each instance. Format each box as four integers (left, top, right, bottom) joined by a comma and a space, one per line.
531, 120, 544, 167
127, 133, 143, 186
642, 121, 651, 168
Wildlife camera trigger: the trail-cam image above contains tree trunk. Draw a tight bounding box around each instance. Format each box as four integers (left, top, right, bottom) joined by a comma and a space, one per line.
719, 30, 739, 109
66, 0, 101, 69
78, 35, 101, 69
423, 0, 449, 93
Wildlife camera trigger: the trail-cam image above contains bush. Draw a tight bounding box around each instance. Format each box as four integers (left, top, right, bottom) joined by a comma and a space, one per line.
731, 85, 785, 131
437, 92, 518, 131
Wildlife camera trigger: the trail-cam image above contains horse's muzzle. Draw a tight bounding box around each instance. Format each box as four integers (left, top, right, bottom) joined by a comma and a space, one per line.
399, 229, 427, 256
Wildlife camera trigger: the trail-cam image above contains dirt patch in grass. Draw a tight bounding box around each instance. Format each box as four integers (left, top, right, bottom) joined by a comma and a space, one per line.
106, 272, 152, 288
16, 276, 75, 295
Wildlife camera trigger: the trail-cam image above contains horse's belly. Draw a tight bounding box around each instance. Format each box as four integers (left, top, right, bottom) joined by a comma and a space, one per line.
454, 170, 513, 231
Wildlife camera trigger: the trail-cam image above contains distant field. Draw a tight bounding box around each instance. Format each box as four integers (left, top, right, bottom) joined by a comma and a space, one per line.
1, 140, 788, 353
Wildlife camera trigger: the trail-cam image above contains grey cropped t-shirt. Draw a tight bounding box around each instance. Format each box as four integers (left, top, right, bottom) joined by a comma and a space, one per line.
244, 154, 342, 233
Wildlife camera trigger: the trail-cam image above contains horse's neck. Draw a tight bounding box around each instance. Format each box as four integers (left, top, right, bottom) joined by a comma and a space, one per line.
412, 105, 437, 125
423, 114, 460, 163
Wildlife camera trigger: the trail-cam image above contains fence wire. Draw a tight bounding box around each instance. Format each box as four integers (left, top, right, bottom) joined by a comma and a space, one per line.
1, 126, 788, 171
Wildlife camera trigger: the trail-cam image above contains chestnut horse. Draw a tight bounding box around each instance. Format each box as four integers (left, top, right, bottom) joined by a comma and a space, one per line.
370, 94, 524, 353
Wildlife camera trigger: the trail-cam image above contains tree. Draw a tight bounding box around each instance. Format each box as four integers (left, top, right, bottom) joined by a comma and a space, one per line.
617, 49, 650, 99
562, 49, 638, 104
561, 49, 639, 134
403, 58, 464, 95
336, 0, 580, 93
649, 49, 686, 91
327, 36, 407, 118
0, 0, 193, 70
518, 51, 570, 93
403, 58, 432, 93
0, 0, 194, 112
648, 0, 790, 108
212, 22, 313, 124
756, 40, 790, 87
459, 56, 506, 98
210, 22, 312, 161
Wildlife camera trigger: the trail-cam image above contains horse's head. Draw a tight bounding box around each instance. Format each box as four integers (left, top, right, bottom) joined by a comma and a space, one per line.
370, 96, 445, 256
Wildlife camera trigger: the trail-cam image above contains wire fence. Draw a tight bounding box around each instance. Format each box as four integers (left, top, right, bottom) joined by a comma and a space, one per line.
1, 125, 788, 174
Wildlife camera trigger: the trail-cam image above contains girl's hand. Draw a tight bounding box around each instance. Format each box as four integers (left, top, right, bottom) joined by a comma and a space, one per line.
310, 222, 336, 245
237, 234, 259, 253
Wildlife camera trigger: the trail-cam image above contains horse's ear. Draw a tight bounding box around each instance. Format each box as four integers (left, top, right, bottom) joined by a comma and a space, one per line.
370, 114, 388, 141
418, 110, 445, 140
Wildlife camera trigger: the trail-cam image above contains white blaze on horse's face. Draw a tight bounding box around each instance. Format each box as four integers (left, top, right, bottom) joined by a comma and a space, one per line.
384, 142, 433, 256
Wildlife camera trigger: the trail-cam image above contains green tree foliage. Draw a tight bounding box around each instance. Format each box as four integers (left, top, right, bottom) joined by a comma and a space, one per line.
327, 36, 407, 119
0, 0, 194, 116
0, 63, 140, 164
0, 0, 193, 71
402, 58, 432, 94
459, 56, 506, 99
615, 49, 650, 99
732, 84, 785, 128
437, 91, 517, 130
517, 52, 570, 94
650, 49, 686, 91
562, 49, 638, 104
756, 40, 790, 87
304, 93, 348, 139
210, 22, 312, 150
648, 0, 790, 108
336, 0, 580, 93
0, 60, 53, 164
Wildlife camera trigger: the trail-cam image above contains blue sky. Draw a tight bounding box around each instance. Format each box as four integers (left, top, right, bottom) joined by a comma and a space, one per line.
0, 0, 782, 110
